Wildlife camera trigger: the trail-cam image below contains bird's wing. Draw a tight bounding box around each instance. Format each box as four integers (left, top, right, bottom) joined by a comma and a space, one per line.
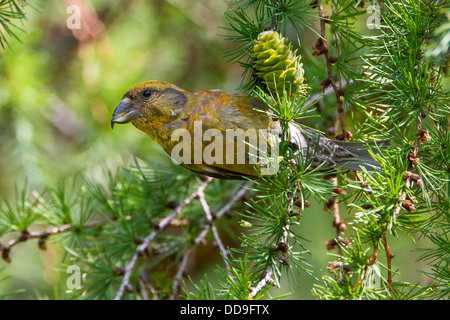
178, 92, 274, 179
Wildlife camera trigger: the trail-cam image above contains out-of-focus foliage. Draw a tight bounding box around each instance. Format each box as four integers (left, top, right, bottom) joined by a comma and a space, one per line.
0, 0, 234, 196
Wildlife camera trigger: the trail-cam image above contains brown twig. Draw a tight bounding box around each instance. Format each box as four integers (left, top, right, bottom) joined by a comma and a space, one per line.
193, 184, 251, 248
170, 246, 194, 300
354, 171, 372, 196
330, 177, 343, 254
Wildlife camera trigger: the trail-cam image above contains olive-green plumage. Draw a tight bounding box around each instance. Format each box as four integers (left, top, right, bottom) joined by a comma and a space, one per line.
111, 81, 381, 179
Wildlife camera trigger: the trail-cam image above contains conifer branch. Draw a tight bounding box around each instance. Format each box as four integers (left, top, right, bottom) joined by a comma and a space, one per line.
249, 265, 274, 299
170, 246, 193, 300
0, 0, 31, 50
114, 177, 214, 300
382, 234, 394, 297
114, 178, 250, 300
197, 189, 231, 271
248, 195, 293, 298
170, 183, 250, 299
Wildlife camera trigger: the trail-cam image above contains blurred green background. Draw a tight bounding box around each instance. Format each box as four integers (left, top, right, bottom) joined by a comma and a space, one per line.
0, 0, 430, 299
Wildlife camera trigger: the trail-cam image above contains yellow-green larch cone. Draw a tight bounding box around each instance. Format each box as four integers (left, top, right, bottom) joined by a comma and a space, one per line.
252, 31, 305, 96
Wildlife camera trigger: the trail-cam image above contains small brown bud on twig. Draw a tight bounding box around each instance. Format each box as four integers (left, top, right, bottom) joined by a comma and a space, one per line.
326, 239, 337, 250
153, 222, 161, 231
165, 200, 180, 209
326, 237, 351, 250
328, 262, 341, 270
113, 267, 125, 276
417, 129, 431, 143
38, 237, 47, 250
2, 248, 11, 263
319, 77, 332, 91
409, 195, 418, 204
333, 187, 346, 195
338, 221, 347, 231
312, 38, 328, 56
277, 241, 288, 253
293, 198, 310, 209
276, 254, 289, 265
329, 56, 338, 63
402, 201, 416, 212
405, 171, 423, 188
407, 153, 420, 166
325, 197, 337, 210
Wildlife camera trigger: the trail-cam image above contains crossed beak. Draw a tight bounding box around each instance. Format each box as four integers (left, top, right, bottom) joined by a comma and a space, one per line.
111, 98, 140, 129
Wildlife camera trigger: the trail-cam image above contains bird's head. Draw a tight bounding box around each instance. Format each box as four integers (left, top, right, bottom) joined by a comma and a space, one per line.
111, 80, 189, 131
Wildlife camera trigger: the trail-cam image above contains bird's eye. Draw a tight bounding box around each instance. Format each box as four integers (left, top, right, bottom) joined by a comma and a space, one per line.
143, 90, 152, 97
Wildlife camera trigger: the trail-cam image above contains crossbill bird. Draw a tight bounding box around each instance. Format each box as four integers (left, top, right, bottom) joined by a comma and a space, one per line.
111, 81, 382, 179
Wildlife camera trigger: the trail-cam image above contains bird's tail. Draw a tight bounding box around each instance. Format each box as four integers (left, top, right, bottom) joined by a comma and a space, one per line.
334, 140, 388, 171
